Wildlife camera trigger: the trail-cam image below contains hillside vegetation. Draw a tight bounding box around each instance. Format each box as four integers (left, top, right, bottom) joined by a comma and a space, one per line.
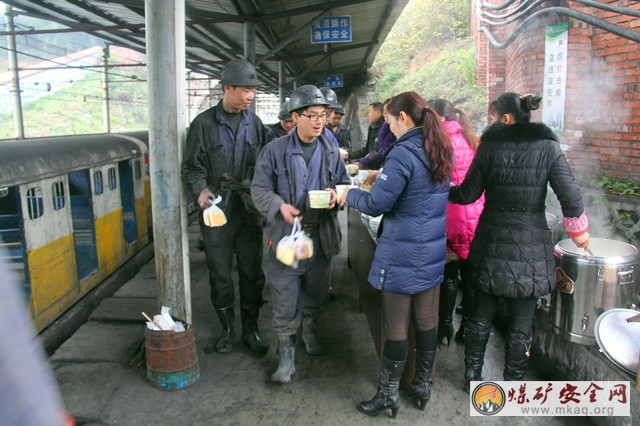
371, 0, 487, 130
0, 53, 149, 139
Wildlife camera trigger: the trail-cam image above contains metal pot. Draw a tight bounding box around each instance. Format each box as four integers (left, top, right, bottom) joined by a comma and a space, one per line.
594, 308, 640, 377
550, 238, 640, 345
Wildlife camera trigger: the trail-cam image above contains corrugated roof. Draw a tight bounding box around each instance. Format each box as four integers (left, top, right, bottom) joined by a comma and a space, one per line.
3, 0, 409, 95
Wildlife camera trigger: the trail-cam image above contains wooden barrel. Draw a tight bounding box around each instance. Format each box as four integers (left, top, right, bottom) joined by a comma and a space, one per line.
145, 327, 199, 390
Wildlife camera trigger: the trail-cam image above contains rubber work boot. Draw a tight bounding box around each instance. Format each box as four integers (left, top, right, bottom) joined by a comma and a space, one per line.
464, 318, 492, 384
503, 327, 533, 381
404, 349, 436, 410
214, 307, 236, 354
358, 356, 406, 418
240, 308, 269, 353
437, 265, 458, 346
271, 335, 296, 383
301, 314, 324, 355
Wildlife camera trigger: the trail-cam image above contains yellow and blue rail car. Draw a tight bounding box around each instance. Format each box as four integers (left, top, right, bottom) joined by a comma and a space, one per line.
0, 133, 151, 332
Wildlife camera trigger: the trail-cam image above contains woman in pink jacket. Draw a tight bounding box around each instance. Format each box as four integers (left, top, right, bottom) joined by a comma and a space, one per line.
428, 99, 485, 345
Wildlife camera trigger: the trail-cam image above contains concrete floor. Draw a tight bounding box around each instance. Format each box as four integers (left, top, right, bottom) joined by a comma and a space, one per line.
49, 210, 592, 426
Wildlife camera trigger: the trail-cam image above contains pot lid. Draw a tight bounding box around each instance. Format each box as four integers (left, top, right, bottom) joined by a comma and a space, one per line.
594, 308, 640, 378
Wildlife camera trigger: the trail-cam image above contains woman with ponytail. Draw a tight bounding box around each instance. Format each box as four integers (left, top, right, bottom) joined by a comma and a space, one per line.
449, 92, 589, 384
427, 98, 484, 347
338, 91, 454, 418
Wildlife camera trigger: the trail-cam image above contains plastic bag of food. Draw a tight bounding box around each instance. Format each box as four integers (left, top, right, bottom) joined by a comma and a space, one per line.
294, 232, 313, 260
203, 195, 227, 227
276, 217, 303, 268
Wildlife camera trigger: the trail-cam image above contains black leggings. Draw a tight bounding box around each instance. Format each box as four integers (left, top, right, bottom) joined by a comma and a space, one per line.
472, 289, 537, 334
382, 288, 438, 360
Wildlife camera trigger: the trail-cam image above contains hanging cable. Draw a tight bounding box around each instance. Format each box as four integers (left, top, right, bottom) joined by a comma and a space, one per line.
475, 0, 640, 48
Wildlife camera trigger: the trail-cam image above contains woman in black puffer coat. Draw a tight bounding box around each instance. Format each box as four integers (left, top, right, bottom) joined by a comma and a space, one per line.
449, 92, 590, 383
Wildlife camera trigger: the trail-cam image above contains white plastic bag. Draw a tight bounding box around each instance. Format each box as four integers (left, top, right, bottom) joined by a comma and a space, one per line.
276, 217, 314, 268
294, 232, 313, 261
203, 195, 227, 227
276, 217, 301, 268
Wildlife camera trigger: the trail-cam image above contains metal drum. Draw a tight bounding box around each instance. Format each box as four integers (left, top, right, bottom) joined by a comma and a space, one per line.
550, 238, 640, 345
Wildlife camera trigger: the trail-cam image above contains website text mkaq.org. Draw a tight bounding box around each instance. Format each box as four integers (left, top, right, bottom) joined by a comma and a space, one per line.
470, 381, 630, 417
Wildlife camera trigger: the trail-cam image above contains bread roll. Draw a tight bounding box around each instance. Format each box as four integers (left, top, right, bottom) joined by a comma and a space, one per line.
276, 243, 295, 266
203, 208, 227, 227
294, 238, 313, 260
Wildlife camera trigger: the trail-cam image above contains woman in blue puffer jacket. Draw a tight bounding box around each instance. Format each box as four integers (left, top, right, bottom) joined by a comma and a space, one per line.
338, 91, 454, 418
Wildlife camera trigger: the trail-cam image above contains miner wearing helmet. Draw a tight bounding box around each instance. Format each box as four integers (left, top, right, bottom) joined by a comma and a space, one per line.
265, 101, 294, 143
327, 103, 351, 152
319, 87, 340, 121
250, 85, 350, 383
183, 58, 269, 356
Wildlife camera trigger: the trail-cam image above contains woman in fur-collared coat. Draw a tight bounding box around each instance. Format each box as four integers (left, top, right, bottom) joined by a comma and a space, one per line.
449, 92, 590, 383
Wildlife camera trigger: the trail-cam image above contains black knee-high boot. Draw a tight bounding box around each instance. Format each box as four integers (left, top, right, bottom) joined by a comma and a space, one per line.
503, 327, 533, 381
405, 349, 436, 410
464, 318, 492, 383
438, 263, 459, 346
358, 356, 406, 418
455, 260, 475, 344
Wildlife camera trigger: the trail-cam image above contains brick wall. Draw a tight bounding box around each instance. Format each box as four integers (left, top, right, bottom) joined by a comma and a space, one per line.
474, 0, 640, 182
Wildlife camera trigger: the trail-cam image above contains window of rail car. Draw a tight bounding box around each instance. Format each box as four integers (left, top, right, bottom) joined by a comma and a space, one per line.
26, 187, 44, 220
51, 181, 66, 211
93, 171, 104, 195
133, 160, 141, 180
107, 167, 117, 191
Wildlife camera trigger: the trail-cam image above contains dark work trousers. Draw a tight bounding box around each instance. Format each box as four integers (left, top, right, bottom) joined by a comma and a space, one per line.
472, 289, 537, 334
199, 202, 266, 311
267, 232, 332, 336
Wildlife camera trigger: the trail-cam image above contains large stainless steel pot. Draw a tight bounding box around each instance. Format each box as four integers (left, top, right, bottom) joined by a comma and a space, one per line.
550, 238, 640, 345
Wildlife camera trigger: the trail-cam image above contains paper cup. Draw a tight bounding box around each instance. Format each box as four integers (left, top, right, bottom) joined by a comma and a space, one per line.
335, 184, 348, 199
358, 169, 369, 182
339, 148, 348, 159
309, 190, 331, 208
346, 164, 359, 175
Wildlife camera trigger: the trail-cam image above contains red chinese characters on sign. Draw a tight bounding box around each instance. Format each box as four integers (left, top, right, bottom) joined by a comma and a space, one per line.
533, 383, 553, 405
609, 384, 627, 404
584, 382, 604, 403
559, 383, 581, 404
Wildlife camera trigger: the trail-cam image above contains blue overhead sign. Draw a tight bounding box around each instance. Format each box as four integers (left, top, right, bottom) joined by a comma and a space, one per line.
311, 16, 352, 43
325, 75, 343, 88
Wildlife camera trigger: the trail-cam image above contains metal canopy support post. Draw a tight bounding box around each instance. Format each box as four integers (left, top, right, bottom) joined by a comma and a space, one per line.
4, 5, 24, 139
244, 20, 256, 113
244, 20, 256, 63
144, 0, 191, 323
102, 45, 110, 133
278, 60, 286, 102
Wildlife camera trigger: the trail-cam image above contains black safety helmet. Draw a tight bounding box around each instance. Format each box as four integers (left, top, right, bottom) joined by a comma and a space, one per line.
220, 59, 259, 86
278, 101, 292, 121
319, 87, 340, 109
288, 85, 328, 113
333, 104, 345, 115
